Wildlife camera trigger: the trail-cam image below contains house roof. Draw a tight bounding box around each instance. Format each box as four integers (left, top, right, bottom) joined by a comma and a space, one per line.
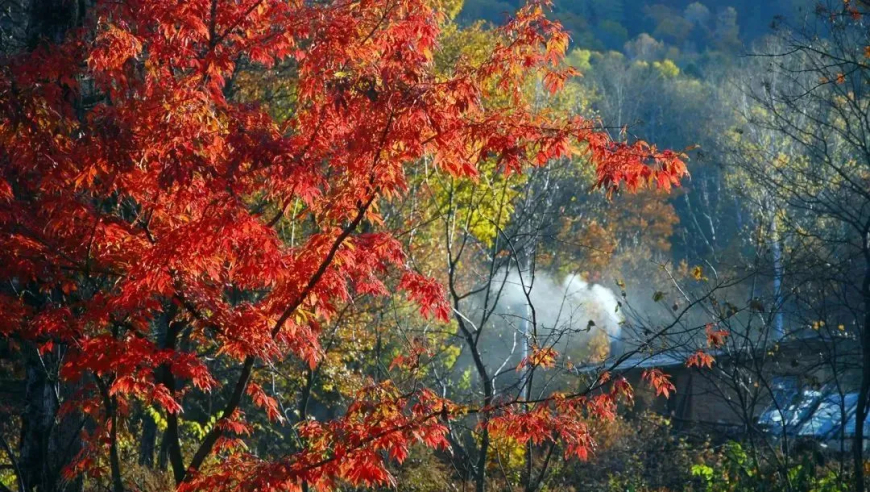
578, 332, 854, 375
574, 346, 696, 374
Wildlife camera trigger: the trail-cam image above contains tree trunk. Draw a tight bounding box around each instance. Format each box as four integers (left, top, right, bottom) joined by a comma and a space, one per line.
138, 415, 157, 468
26, 0, 85, 48
15, 4, 88, 491
463, 327, 492, 492
108, 400, 124, 492
474, 427, 490, 492
158, 320, 186, 485
473, 347, 493, 492
771, 217, 784, 339
19, 357, 57, 492
853, 252, 870, 492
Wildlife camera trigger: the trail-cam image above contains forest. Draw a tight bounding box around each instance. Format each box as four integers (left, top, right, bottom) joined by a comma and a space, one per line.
0, 0, 868, 491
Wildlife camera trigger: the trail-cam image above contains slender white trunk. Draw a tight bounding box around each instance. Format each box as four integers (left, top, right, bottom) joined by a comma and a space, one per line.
771, 217, 784, 339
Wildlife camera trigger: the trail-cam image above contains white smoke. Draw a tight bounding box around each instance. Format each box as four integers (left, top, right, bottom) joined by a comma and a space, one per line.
491, 269, 624, 357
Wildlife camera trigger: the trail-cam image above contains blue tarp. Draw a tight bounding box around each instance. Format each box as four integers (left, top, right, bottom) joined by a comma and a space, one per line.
758, 381, 869, 439
758, 387, 821, 431
797, 393, 855, 438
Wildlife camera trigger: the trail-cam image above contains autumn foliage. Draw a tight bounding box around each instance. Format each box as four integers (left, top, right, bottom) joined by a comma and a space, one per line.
0, 0, 686, 490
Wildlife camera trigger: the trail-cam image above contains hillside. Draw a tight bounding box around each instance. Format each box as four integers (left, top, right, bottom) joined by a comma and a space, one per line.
459, 0, 815, 53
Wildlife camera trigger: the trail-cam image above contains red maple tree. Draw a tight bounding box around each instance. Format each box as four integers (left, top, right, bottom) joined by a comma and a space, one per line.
0, 0, 686, 490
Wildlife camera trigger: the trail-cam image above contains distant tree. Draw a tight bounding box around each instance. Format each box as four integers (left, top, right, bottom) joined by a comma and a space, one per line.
684, 2, 712, 27
713, 7, 742, 52
624, 33, 667, 62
